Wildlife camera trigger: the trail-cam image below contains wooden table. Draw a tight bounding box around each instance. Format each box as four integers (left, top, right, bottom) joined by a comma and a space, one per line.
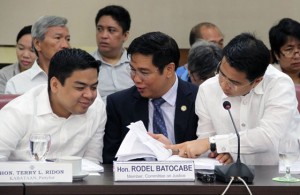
0, 183, 24, 195
21, 165, 300, 195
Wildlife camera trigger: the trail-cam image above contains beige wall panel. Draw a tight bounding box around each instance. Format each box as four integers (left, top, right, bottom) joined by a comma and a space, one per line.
0, 0, 300, 62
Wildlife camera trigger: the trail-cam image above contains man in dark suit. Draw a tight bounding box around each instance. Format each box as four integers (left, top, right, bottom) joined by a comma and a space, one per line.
102, 31, 199, 164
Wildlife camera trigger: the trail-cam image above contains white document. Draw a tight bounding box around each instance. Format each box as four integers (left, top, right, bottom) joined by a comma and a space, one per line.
116, 121, 172, 161
166, 155, 222, 170
116, 120, 221, 171
82, 159, 104, 173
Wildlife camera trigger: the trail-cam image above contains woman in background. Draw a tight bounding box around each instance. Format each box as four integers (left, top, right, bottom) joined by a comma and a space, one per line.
269, 18, 300, 85
0, 25, 36, 93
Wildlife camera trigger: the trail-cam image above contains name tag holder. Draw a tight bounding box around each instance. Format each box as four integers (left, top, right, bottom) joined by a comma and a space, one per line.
0, 162, 72, 183
114, 161, 195, 181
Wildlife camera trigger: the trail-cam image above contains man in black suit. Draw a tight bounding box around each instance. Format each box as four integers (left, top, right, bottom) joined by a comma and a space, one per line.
102, 32, 199, 164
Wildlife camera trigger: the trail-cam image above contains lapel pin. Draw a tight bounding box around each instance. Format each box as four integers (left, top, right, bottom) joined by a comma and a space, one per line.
181, 105, 187, 111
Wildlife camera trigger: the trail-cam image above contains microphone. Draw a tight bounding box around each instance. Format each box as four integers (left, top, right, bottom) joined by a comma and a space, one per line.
214, 101, 255, 183
223, 101, 241, 164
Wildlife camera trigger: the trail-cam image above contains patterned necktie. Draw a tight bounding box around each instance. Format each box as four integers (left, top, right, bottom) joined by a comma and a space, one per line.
152, 97, 168, 137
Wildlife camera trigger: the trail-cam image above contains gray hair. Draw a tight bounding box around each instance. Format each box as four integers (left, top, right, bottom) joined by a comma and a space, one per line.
32, 15, 68, 40
188, 39, 222, 80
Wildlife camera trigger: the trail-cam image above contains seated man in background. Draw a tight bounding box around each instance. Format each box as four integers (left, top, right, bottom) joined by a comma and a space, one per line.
5, 15, 70, 94
187, 40, 222, 85
0, 25, 36, 93
176, 22, 224, 81
269, 18, 300, 85
189, 22, 224, 49
164, 33, 299, 165
103, 31, 199, 164
92, 5, 134, 102
0, 48, 106, 163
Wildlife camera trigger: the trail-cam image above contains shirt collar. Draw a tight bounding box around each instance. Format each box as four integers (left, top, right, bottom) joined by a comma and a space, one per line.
36, 85, 53, 116
161, 75, 178, 106
30, 61, 47, 80
14, 62, 20, 75
96, 49, 130, 66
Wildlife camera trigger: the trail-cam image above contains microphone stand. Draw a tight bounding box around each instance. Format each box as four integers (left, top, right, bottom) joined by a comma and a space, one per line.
227, 108, 241, 164
214, 102, 255, 183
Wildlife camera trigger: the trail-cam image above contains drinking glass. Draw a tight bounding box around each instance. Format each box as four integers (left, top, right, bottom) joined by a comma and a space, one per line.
274, 134, 300, 182
29, 133, 51, 161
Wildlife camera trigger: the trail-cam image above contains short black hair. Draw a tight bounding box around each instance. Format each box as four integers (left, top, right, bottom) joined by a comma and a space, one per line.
127, 31, 180, 73
16, 25, 32, 43
223, 33, 270, 81
95, 5, 131, 33
269, 18, 300, 63
48, 48, 101, 92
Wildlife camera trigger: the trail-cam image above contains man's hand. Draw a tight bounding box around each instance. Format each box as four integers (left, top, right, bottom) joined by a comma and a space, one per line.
165, 138, 210, 158
216, 153, 233, 164
208, 152, 233, 164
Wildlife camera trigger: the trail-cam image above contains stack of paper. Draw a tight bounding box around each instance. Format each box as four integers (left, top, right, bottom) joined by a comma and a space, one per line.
116, 120, 222, 170
116, 121, 172, 161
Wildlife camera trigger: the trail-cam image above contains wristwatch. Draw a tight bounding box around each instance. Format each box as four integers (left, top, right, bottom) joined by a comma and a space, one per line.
209, 136, 216, 152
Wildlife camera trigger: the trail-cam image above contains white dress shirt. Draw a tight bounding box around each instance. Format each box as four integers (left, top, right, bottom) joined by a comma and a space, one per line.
196, 65, 300, 165
148, 76, 178, 144
0, 85, 107, 163
5, 61, 47, 94
91, 49, 134, 103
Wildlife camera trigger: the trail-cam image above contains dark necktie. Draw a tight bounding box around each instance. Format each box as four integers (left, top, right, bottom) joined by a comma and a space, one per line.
152, 98, 168, 137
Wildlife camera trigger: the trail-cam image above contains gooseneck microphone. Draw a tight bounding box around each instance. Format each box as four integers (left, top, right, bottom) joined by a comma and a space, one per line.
223, 101, 241, 164
214, 101, 255, 183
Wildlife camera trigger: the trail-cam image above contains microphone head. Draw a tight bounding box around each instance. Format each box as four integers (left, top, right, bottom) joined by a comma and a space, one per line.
223, 101, 231, 110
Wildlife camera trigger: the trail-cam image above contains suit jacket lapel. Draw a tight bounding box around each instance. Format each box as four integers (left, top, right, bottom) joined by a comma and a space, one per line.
174, 79, 195, 142
132, 88, 149, 128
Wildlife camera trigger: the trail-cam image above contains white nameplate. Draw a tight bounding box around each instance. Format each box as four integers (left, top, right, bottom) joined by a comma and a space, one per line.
114, 161, 195, 181
0, 162, 72, 183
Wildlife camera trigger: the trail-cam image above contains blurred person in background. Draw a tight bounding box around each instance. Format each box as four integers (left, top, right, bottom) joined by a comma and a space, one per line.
177, 22, 224, 81
187, 40, 222, 85
92, 5, 134, 102
0, 25, 36, 93
5, 15, 70, 94
269, 18, 300, 85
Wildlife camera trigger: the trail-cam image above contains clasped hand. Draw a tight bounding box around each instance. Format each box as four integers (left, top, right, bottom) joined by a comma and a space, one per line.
148, 133, 233, 164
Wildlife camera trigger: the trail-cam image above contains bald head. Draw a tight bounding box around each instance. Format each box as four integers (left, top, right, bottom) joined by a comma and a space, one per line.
189, 22, 224, 48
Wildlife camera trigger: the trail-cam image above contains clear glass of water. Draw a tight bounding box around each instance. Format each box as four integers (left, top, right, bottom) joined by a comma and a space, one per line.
277, 134, 300, 182
29, 133, 51, 161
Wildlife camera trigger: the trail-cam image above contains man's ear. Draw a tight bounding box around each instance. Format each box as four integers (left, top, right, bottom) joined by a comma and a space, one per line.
50, 77, 60, 93
166, 62, 175, 78
252, 76, 263, 88
33, 38, 41, 52
123, 31, 129, 42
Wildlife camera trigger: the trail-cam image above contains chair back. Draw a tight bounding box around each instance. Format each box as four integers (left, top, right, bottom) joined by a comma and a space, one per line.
0, 94, 19, 109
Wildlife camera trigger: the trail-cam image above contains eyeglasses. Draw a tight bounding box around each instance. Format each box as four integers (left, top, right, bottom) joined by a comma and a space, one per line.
217, 62, 254, 91
280, 47, 300, 58
127, 65, 159, 80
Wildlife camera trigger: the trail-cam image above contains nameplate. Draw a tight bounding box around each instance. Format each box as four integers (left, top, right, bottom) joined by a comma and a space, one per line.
113, 161, 195, 181
0, 162, 72, 183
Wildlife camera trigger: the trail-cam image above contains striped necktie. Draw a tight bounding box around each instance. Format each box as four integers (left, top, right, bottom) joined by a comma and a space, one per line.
152, 97, 168, 137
